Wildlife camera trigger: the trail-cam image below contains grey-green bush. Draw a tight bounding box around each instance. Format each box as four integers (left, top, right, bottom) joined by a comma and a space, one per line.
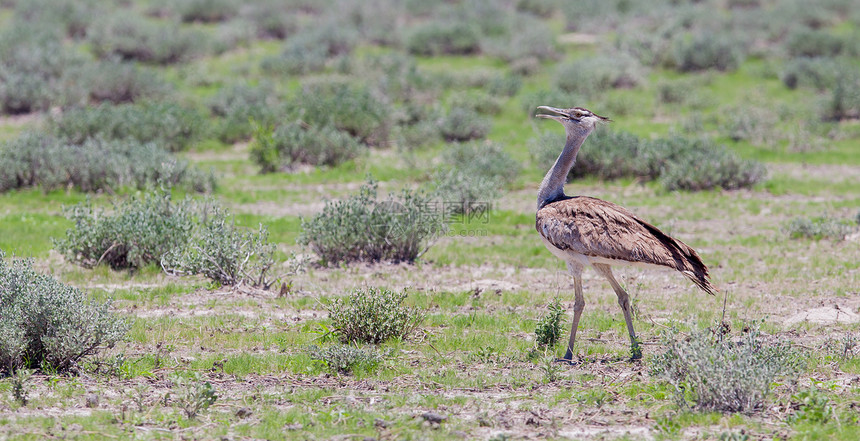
656, 138, 766, 191
299, 179, 446, 264
780, 57, 842, 90
89, 14, 207, 64
822, 71, 860, 121
0, 134, 214, 193
0, 253, 128, 373
161, 206, 276, 288
209, 83, 281, 143
54, 189, 195, 269
250, 121, 364, 172
72, 60, 169, 104
785, 27, 850, 58
177, 0, 239, 23
432, 141, 520, 214
649, 323, 801, 413
261, 23, 356, 75
13, 0, 98, 39
555, 53, 644, 95
52, 102, 208, 152
439, 107, 491, 141
520, 88, 583, 118
327, 287, 424, 344
672, 33, 744, 72
306, 344, 386, 374
406, 22, 481, 56
785, 216, 854, 240
293, 80, 391, 144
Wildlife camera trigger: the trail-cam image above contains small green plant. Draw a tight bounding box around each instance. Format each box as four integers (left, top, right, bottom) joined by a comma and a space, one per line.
306, 344, 386, 374
55, 188, 195, 269
327, 287, 424, 345
539, 356, 563, 383
161, 205, 277, 288
0, 253, 128, 374
785, 216, 853, 240
299, 178, 446, 265
788, 386, 834, 425
719, 430, 749, 441
170, 372, 217, 419
10, 369, 33, 406
534, 298, 566, 348
649, 322, 801, 413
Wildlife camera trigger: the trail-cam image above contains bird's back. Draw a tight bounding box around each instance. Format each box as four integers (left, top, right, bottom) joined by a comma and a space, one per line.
536, 196, 717, 295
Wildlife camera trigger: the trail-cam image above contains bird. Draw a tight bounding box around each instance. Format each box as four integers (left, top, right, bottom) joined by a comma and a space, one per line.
534, 106, 717, 361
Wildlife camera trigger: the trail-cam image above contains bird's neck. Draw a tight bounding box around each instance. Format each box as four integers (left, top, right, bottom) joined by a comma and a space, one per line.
537, 127, 590, 209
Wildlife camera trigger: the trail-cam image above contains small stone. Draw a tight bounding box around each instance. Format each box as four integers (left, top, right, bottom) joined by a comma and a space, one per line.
85, 394, 99, 408
235, 407, 252, 419
373, 418, 389, 428
421, 412, 447, 424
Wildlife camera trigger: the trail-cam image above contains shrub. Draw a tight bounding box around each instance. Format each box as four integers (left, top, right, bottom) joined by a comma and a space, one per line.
89, 14, 207, 64
327, 287, 424, 344
406, 22, 481, 56
439, 107, 491, 141
161, 206, 276, 288
293, 80, 390, 144
555, 53, 644, 95
659, 139, 766, 191
54, 189, 195, 269
780, 57, 842, 90
14, 0, 98, 39
52, 102, 208, 152
0, 253, 128, 374
822, 72, 860, 121
241, 2, 298, 39
177, 0, 239, 23
72, 61, 169, 104
447, 90, 503, 115
516, 0, 557, 17
486, 74, 523, 97
785, 27, 848, 58
299, 179, 446, 264
209, 83, 281, 143
483, 17, 558, 64
0, 26, 77, 114
534, 298, 566, 348
672, 33, 744, 72
529, 130, 766, 191
520, 88, 583, 118
261, 23, 356, 75
250, 121, 364, 172
0, 134, 214, 193
649, 323, 801, 413
785, 216, 854, 240
306, 344, 386, 374
432, 141, 520, 214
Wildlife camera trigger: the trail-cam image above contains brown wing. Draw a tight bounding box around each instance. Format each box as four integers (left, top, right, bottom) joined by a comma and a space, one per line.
536, 196, 717, 295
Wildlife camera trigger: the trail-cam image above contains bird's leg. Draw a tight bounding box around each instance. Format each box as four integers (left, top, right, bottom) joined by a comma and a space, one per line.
593, 264, 641, 360
563, 262, 585, 362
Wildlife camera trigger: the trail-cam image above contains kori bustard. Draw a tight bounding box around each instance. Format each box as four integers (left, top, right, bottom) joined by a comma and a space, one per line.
534, 106, 717, 361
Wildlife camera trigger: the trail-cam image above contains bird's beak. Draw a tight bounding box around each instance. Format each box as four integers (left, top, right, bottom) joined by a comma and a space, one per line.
536, 106, 569, 120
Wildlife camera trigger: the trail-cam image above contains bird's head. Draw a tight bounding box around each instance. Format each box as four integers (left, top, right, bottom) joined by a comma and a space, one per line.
536, 106, 609, 134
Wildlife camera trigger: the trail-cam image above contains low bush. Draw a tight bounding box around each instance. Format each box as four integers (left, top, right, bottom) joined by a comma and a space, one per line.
780, 57, 841, 90
785, 27, 850, 58
406, 22, 481, 56
534, 298, 566, 348
822, 72, 860, 121
250, 121, 364, 172
13, 0, 98, 39
299, 179, 446, 264
649, 323, 801, 413
72, 61, 169, 104
529, 130, 766, 191
161, 206, 276, 288
292, 80, 390, 144
555, 53, 644, 95
672, 33, 744, 72
261, 23, 356, 75
438, 107, 491, 141
447, 90, 503, 115
520, 88, 583, 118
240, 2, 298, 39
54, 189, 195, 269
52, 102, 208, 152
0, 134, 214, 193
306, 344, 386, 374
327, 287, 424, 344
176, 0, 239, 23
785, 216, 854, 240
208, 83, 281, 143
89, 14, 207, 64
432, 141, 520, 214
485, 74, 523, 97
483, 17, 558, 64
0, 253, 128, 373
0, 26, 78, 114
170, 372, 218, 419
516, 0, 557, 17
